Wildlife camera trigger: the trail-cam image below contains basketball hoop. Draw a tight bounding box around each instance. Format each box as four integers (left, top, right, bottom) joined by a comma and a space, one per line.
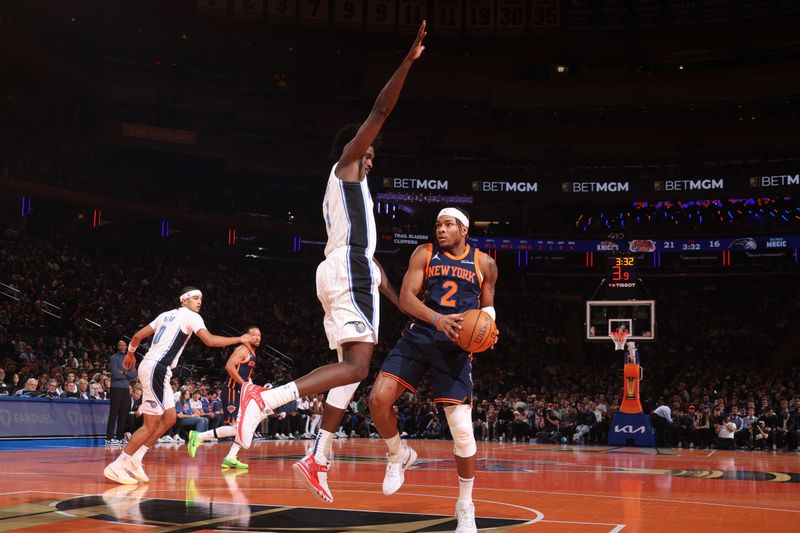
610, 330, 628, 351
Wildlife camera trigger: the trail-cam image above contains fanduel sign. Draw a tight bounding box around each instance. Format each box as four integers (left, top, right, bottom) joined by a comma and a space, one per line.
750, 174, 800, 188
563, 181, 630, 193
383, 178, 449, 190
654, 179, 724, 191
473, 180, 538, 193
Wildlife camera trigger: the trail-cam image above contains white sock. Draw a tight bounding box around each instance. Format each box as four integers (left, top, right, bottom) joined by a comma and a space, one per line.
202, 425, 237, 440
385, 433, 402, 456
132, 445, 149, 463
458, 476, 474, 504
313, 429, 334, 464
115, 452, 132, 465
260, 382, 300, 411
226, 443, 241, 460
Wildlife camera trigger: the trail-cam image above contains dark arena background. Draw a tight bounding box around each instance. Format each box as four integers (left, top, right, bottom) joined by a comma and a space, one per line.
1, 1, 800, 532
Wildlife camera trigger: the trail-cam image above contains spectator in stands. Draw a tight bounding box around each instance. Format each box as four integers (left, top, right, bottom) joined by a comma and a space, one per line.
511, 406, 530, 442
16, 377, 37, 396
91, 381, 106, 400
423, 414, 442, 439
76, 378, 91, 400
126, 385, 144, 436
472, 401, 488, 440
60, 382, 79, 398
759, 406, 779, 450
714, 413, 736, 450
0, 369, 8, 395
205, 389, 224, 431
729, 406, 746, 448
752, 420, 770, 450
693, 408, 712, 449
775, 407, 793, 450
44, 379, 60, 398
741, 407, 758, 449
176, 388, 208, 438
573, 402, 597, 444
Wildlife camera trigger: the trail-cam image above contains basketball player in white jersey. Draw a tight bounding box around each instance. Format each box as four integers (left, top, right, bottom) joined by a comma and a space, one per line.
103, 287, 254, 485
236, 21, 428, 503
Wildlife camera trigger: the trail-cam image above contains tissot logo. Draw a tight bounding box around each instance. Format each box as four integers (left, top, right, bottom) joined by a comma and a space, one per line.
383, 178, 449, 190
563, 181, 630, 193
614, 424, 646, 434
654, 179, 724, 191
473, 180, 538, 193
750, 174, 800, 187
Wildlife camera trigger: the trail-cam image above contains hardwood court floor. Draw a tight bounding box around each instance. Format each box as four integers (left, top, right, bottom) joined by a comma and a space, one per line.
0, 438, 797, 532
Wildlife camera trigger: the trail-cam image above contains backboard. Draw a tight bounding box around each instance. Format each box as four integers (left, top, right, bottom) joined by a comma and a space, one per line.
586, 300, 656, 341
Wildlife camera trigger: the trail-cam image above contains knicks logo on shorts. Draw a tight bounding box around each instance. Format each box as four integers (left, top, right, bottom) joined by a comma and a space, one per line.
345, 321, 367, 334
227, 405, 237, 413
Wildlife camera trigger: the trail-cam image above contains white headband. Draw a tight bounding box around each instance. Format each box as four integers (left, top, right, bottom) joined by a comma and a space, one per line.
180, 289, 202, 302
437, 208, 469, 228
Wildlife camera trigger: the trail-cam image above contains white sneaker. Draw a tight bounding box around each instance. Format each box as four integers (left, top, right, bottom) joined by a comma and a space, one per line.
174, 435, 185, 444
103, 460, 138, 485
455, 501, 477, 533
382, 443, 418, 496
236, 382, 272, 449
126, 460, 150, 483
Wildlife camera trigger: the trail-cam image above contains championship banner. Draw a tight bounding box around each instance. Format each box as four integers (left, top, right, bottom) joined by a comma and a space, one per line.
366, 0, 397, 31
121, 123, 198, 145
466, 0, 496, 34
266, 0, 297, 24
0, 396, 109, 438
299, 0, 330, 26
197, 0, 228, 16
334, 0, 365, 29
496, 0, 526, 34
233, 0, 265, 19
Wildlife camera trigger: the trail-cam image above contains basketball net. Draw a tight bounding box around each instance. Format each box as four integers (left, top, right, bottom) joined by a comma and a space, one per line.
610, 330, 629, 351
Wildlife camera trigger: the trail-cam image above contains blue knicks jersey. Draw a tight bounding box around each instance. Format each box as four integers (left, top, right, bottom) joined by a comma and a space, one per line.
228, 348, 256, 388
423, 243, 483, 315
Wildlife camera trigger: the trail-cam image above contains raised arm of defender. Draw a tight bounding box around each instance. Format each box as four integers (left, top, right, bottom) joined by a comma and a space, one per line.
336, 21, 427, 182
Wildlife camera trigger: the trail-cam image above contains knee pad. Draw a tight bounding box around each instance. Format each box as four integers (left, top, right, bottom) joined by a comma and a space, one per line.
326, 382, 360, 410
445, 404, 477, 457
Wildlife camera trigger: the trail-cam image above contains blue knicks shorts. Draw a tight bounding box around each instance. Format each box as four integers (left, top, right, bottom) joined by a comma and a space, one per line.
223, 383, 242, 424
379, 323, 473, 405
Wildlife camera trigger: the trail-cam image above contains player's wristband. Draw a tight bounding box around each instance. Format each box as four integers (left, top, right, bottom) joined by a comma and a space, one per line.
433, 313, 442, 326
481, 306, 496, 321
127, 345, 137, 353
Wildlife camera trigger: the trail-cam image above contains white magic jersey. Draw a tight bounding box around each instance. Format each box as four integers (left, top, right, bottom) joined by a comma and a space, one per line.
322, 163, 377, 258
142, 307, 206, 368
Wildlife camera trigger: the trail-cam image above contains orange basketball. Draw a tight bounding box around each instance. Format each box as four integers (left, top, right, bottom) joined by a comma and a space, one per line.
456, 308, 497, 353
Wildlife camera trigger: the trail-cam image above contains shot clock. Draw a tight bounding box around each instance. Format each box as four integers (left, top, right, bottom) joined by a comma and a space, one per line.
606, 255, 639, 292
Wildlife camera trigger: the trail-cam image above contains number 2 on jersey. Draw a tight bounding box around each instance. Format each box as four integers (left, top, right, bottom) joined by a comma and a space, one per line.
439, 281, 458, 307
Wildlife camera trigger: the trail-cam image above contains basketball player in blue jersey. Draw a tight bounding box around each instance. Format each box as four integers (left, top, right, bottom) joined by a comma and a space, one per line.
369, 207, 498, 533
103, 287, 254, 485
186, 326, 261, 469
236, 21, 428, 503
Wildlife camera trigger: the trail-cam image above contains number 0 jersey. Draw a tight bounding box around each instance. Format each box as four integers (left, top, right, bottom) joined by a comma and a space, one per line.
321, 163, 377, 259
142, 307, 206, 368
422, 243, 483, 316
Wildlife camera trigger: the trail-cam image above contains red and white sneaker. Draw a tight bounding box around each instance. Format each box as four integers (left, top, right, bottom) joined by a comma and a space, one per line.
236, 381, 273, 449
292, 453, 333, 503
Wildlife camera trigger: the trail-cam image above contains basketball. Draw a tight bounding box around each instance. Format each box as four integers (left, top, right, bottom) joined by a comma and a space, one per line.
455, 309, 497, 353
